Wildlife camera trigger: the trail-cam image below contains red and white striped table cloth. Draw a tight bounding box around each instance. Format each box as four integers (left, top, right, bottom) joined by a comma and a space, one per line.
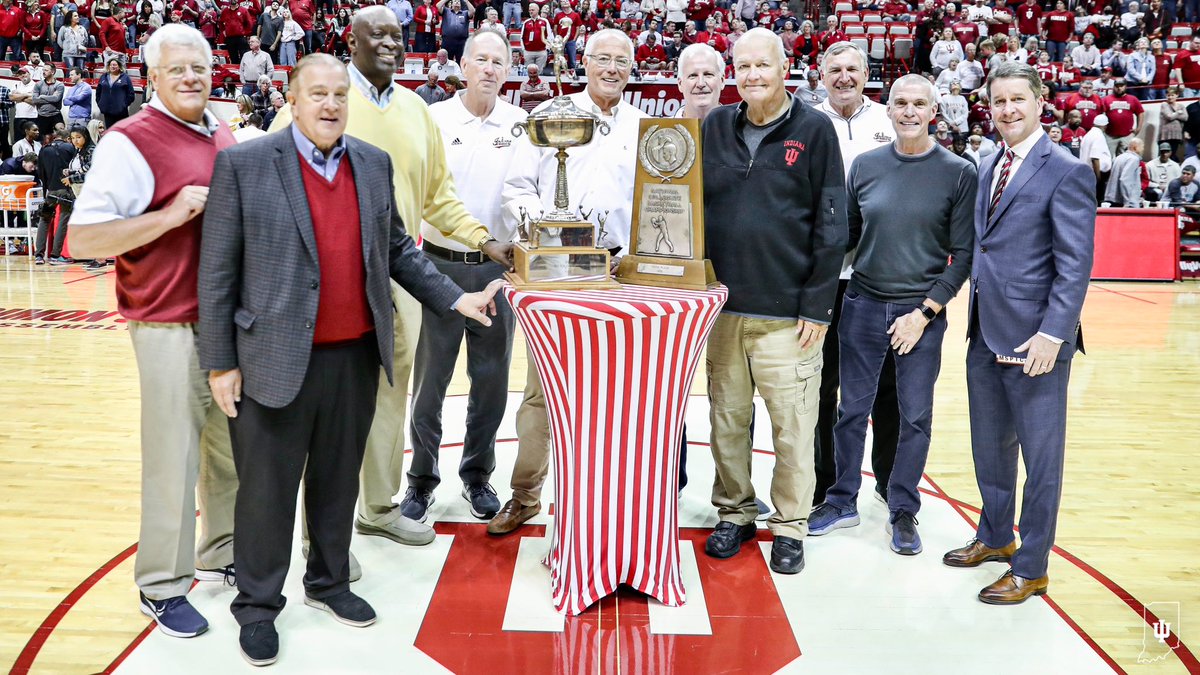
505, 283, 728, 616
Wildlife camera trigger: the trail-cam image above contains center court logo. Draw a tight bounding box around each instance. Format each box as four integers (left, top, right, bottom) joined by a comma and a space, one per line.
1138, 601, 1182, 664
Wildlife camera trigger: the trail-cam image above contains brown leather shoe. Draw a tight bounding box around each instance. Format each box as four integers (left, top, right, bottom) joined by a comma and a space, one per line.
978, 570, 1049, 605
487, 499, 541, 536
942, 539, 1017, 568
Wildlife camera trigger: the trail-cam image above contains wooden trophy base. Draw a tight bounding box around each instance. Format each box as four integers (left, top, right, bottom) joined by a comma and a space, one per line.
615, 256, 717, 290
505, 242, 621, 291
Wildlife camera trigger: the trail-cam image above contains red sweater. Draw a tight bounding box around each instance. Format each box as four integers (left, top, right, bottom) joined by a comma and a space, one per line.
21, 8, 47, 40
105, 108, 236, 323
298, 156, 373, 345
99, 15, 124, 50
0, 5, 25, 38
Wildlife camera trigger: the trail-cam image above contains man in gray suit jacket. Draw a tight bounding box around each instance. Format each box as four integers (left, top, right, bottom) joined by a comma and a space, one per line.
198, 54, 502, 667
942, 61, 1095, 605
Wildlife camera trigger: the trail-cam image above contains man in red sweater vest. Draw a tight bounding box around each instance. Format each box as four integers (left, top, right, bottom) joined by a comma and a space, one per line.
198, 53, 503, 667
67, 25, 238, 642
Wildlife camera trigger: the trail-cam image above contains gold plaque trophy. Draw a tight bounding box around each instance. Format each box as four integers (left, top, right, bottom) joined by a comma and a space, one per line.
616, 119, 717, 290
506, 36, 620, 290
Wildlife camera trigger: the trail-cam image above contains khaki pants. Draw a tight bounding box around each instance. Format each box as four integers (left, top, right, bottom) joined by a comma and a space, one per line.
357, 283, 423, 523
510, 349, 552, 506
128, 321, 237, 600
706, 314, 821, 540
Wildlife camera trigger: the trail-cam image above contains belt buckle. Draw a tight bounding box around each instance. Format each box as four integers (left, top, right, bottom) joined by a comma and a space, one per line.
463, 250, 484, 265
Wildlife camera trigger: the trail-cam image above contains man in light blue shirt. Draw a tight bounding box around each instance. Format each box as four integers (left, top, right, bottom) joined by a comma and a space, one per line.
386, 0, 413, 52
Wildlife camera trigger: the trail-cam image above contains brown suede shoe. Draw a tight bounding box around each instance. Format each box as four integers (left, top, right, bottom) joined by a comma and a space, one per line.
487, 499, 541, 536
978, 570, 1049, 605
942, 539, 1018, 568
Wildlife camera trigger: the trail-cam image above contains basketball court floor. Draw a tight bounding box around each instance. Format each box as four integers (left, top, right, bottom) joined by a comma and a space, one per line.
1, 256, 1197, 674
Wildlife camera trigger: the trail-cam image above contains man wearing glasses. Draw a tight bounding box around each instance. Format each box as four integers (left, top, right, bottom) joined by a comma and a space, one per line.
493, 28, 648, 535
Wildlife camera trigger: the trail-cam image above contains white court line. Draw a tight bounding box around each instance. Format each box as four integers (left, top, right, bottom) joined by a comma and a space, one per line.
502, 534, 565, 633
647, 539, 712, 636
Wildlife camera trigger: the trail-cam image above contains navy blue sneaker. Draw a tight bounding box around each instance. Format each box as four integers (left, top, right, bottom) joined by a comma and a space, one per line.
399, 486, 435, 523
139, 592, 208, 638
887, 511, 922, 555
807, 502, 860, 536
462, 482, 500, 519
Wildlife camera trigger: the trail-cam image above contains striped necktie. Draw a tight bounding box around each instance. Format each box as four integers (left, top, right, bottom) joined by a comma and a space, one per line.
989, 148, 1016, 219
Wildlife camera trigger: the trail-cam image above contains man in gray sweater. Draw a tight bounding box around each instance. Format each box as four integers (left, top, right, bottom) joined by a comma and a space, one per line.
1104, 136, 1144, 207
809, 74, 976, 556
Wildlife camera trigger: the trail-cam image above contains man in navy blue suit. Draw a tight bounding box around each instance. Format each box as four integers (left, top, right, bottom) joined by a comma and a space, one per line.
942, 60, 1095, 605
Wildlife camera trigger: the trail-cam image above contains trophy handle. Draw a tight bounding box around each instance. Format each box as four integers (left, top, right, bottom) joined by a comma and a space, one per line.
596, 119, 611, 136
512, 121, 526, 137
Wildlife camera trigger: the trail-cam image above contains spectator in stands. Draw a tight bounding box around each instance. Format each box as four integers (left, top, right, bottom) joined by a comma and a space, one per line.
796, 67, 828, 105
1101, 37, 1128, 76
1014, 0, 1041, 43
1103, 77, 1143, 155
771, 0, 796, 32
57, 10, 87, 71
33, 126, 75, 265
519, 62, 552, 111
87, 118, 104, 143
416, 69, 447, 103
942, 80, 969, 133
231, 110, 264, 141
63, 124, 104, 269
1043, 0, 1072, 62
250, 74, 274, 115
414, 0, 439, 53
31, 63, 62, 140
1071, 31, 1100, 75
1065, 77, 1102, 130
500, 0, 520, 31
136, 2, 160, 45
818, 14, 844, 51
222, 0, 256, 63
213, 76, 235, 99
386, 0, 414, 49
437, 0, 474, 63
1125, 37, 1155, 99
0, 0, 23, 61
522, 3, 552, 72
793, 20, 818, 67
98, 6, 129, 66
228, 93, 255, 128
262, 90, 284, 129
1159, 87, 1186, 158
552, 0, 582, 69
636, 30, 667, 68
1056, 55, 1081, 91
778, 19, 797, 58
444, 73, 465, 92
1093, 66, 1116, 96
931, 118, 953, 147
430, 47, 464, 77
62, 66, 92, 129
1148, 39, 1172, 100
1061, 109, 1085, 156
935, 57, 963, 93
1105, 136, 1146, 206
954, 42, 982, 92
1081, 113, 1113, 188
931, 27, 964, 76
239, 36, 273, 95
1142, 0, 1167, 40
198, 0, 218, 49
325, 7, 353, 56
1166, 165, 1199, 208
22, 0, 46, 59
1119, 2, 1143, 42
665, 0, 686, 31
951, 7, 980, 47
971, 122, 996, 154
278, 8, 302, 66
257, 1, 285, 62
12, 119, 38, 155
1147, 141, 1182, 196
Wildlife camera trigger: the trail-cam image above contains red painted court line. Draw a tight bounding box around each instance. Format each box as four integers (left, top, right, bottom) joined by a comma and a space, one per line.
101, 624, 157, 675
920, 471, 1198, 673
62, 270, 112, 284
1088, 284, 1159, 304
10, 542, 140, 674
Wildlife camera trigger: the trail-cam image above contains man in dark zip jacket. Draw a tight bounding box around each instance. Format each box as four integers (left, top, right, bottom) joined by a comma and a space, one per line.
700, 27, 847, 575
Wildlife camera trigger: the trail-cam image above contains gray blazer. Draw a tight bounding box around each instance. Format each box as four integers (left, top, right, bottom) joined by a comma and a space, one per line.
968, 132, 1095, 359
198, 127, 463, 409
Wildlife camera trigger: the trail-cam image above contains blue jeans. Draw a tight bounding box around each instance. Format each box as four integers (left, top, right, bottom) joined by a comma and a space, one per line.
1046, 40, 1066, 63
503, 2, 521, 30
279, 40, 297, 66
825, 290, 949, 517
565, 39, 577, 69
0, 36, 23, 61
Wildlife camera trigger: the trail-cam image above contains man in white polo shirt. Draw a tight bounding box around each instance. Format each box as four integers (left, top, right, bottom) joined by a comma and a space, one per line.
813, 41, 895, 508
407, 27, 525, 522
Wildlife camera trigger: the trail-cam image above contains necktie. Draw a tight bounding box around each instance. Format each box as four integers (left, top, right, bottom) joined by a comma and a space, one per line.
989, 148, 1015, 219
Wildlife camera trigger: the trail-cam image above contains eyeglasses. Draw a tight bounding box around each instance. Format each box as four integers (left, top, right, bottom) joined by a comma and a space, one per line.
590, 54, 632, 69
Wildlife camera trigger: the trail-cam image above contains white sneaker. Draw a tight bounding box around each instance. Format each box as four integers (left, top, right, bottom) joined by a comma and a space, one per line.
355, 514, 436, 546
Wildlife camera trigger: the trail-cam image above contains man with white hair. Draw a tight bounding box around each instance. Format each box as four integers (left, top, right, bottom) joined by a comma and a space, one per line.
521, 2, 552, 72
407, 29, 526, 524
675, 42, 723, 120
813, 41, 896, 509
796, 68, 828, 105
701, 28, 846, 575
809, 74, 976, 555
67, 24, 238, 640
1105, 136, 1145, 206
491, 28, 648, 536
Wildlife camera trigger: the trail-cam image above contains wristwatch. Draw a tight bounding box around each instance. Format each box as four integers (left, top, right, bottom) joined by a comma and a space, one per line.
478, 235, 498, 250
919, 305, 938, 322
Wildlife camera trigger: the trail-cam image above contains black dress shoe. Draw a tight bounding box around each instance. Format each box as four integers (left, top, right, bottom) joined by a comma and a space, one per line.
239, 620, 279, 667
770, 536, 805, 574
704, 521, 757, 559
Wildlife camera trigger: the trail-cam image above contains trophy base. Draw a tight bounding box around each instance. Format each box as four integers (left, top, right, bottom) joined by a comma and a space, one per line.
506, 242, 621, 291
615, 256, 717, 291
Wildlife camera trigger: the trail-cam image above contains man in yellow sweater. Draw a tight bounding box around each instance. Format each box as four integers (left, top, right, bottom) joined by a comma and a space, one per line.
269, 6, 512, 558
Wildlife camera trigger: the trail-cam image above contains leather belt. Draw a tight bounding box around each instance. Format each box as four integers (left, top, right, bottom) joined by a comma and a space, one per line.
424, 241, 487, 264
